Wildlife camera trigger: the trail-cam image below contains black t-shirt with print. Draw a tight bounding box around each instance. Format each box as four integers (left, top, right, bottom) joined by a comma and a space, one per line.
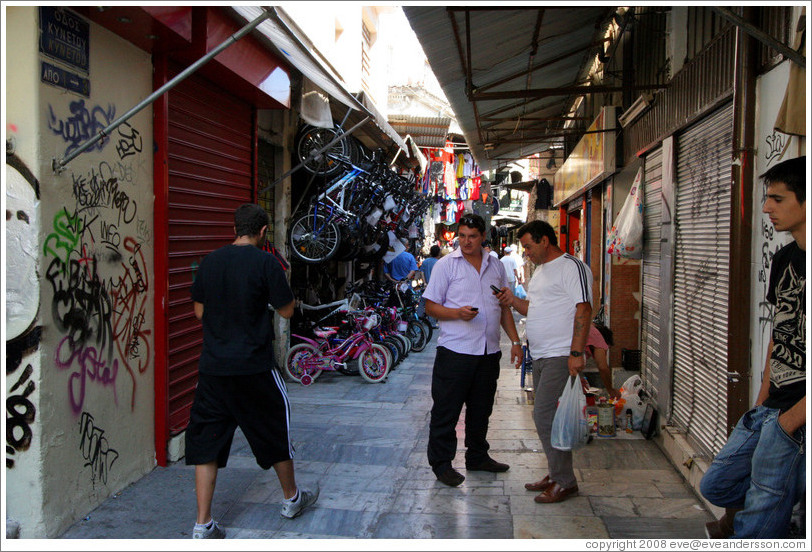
763, 241, 806, 412
191, 244, 294, 376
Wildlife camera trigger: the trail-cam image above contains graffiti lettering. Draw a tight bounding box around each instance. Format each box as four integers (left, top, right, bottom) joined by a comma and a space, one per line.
111, 238, 152, 408
100, 220, 121, 249
72, 172, 137, 225
6, 365, 37, 469
115, 122, 143, 159
43, 207, 84, 264
55, 336, 119, 413
47, 100, 116, 155
79, 412, 119, 486
764, 131, 788, 165
136, 218, 152, 246
46, 257, 114, 356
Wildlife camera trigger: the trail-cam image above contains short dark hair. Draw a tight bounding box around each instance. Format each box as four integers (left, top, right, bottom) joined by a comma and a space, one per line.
429, 245, 441, 257
517, 219, 557, 246
760, 156, 805, 204
594, 324, 614, 347
482, 240, 492, 248
234, 203, 269, 237
458, 213, 486, 235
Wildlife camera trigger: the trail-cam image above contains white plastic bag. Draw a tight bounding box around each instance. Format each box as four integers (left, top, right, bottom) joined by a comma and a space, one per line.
606, 167, 644, 258
551, 376, 590, 451
619, 375, 647, 430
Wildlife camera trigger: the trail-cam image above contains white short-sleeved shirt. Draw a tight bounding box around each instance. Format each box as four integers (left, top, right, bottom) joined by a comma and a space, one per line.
422, 248, 507, 355
525, 253, 593, 359
500, 255, 519, 283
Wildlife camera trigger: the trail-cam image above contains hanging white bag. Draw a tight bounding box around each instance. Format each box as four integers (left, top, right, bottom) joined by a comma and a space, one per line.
619, 374, 647, 430
606, 167, 644, 259
551, 376, 590, 451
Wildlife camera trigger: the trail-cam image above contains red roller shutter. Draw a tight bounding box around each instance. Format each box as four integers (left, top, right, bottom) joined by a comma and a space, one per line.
166, 66, 254, 434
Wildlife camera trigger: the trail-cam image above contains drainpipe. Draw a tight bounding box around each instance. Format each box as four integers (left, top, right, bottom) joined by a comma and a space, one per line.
727, 6, 756, 434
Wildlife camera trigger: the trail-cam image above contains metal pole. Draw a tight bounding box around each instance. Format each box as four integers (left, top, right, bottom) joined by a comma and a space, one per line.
52, 9, 273, 173
259, 116, 369, 196
711, 7, 805, 69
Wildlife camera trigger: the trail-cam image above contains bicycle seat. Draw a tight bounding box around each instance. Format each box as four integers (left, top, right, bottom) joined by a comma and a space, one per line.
299, 299, 348, 311
314, 328, 338, 339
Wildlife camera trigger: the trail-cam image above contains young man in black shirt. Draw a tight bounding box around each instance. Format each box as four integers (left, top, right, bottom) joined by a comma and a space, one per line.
700, 156, 806, 538
186, 203, 318, 538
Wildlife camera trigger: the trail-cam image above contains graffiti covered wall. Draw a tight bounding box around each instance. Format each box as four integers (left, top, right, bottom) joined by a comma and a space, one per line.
6, 7, 155, 537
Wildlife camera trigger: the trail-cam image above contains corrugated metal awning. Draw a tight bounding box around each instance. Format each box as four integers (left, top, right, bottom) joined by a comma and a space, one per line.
404, 6, 619, 171
387, 115, 452, 148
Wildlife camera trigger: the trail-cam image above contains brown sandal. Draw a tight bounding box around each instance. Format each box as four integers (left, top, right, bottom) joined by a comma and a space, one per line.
524, 475, 553, 492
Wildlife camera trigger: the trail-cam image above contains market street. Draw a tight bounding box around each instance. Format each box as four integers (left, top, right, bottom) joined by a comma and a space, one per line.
61, 330, 713, 540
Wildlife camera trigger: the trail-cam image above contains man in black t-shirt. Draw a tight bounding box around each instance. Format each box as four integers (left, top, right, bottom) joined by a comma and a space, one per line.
185, 204, 318, 539
700, 156, 806, 539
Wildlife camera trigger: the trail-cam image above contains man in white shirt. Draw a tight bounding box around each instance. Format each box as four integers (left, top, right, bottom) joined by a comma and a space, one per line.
495, 220, 592, 504
509, 244, 524, 286
500, 245, 520, 289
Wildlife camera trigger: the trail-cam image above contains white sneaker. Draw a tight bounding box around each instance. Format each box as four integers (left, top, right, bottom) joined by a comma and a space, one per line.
192, 520, 226, 539
280, 485, 320, 519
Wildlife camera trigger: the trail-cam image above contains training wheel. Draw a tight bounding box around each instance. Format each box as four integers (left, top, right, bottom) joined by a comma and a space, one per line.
300, 374, 313, 386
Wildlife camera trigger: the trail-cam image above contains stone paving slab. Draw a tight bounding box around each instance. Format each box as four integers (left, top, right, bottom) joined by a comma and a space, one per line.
59, 327, 712, 540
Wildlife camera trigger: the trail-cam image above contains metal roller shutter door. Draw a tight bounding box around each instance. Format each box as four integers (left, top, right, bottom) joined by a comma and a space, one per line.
166, 67, 254, 434
641, 147, 663, 402
671, 103, 733, 459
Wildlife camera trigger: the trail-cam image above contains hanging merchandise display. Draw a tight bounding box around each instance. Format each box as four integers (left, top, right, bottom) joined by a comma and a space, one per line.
606, 167, 644, 258
288, 123, 433, 266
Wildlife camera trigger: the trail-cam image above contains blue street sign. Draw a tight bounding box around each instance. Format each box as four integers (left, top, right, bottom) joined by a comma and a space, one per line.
41, 61, 91, 97
39, 7, 89, 72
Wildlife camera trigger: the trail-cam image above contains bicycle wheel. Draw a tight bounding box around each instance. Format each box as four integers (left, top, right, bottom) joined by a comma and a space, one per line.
358, 343, 390, 383
383, 336, 403, 366
406, 320, 428, 352
373, 340, 393, 370
289, 212, 341, 263
419, 317, 433, 343
396, 331, 412, 355
296, 125, 350, 177
284, 343, 322, 384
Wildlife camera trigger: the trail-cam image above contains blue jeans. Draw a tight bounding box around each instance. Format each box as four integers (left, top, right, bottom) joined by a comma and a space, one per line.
700, 405, 805, 538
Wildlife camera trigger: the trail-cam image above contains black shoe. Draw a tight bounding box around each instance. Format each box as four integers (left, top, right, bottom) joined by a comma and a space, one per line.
466, 457, 510, 472
436, 468, 465, 487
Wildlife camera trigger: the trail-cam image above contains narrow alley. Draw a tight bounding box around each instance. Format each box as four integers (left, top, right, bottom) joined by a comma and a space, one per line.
61, 330, 713, 541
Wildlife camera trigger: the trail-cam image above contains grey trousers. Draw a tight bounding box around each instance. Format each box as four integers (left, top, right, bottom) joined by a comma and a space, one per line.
532, 356, 577, 489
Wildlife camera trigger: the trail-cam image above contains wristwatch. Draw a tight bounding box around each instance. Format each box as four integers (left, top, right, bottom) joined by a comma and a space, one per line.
511, 341, 522, 346
570, 350, 583, 357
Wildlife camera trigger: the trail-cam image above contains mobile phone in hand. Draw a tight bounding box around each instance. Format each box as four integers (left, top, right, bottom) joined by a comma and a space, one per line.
470, 307, 478, 311
490, 285, 501, 294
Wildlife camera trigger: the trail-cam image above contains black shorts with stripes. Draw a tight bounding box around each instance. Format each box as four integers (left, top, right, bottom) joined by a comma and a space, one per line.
185, 369, 294, 469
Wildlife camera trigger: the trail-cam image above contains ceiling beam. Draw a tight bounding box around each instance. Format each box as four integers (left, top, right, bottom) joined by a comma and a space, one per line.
481, 115, 590, 122
471, 83, 667, 101
475, 43, 596, 93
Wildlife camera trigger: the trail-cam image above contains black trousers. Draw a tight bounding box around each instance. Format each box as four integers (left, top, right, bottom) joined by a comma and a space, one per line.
427, 346, 502, 475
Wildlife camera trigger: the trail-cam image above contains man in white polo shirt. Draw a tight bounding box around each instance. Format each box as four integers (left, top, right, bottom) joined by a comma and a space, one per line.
423, 213, 523, 487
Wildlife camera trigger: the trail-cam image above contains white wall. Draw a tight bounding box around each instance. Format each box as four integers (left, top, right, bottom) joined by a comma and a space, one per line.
749, 59, 805, 406
6, 7, 47, 537
284, 3, 362, 91
6, 7, 155, 537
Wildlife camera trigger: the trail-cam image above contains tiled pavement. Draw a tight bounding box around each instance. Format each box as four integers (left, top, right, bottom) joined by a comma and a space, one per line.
61, 326, 713, 540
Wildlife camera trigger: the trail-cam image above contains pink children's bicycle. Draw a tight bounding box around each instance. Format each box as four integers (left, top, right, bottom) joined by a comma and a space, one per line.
284, 310, 390, 385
